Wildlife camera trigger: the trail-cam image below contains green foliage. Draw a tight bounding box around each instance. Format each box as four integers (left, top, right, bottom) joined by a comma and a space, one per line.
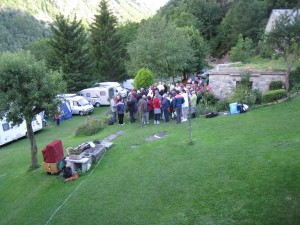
261, 89, 288, 103
0, 9, 50, 52
265, 12, 300, 89
89, 0, 126, 82
126, 15, 195, 79
75, 116, 104, 137
231, 71, 261, 105
48, 14, 92, 92
134, 68, 154, 89
269, 81, 284, 90
0, 51, 65, 169
216, 98, 231, 112
230, 34, 253, 63
289, 66, 300, 92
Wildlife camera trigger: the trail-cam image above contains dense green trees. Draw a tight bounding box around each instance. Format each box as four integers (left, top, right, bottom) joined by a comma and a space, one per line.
0, 9, 50, 52
48, 14, 91, 92
127, 16, 195, 80
266, 12, 300, 90
89, 0, 126, 82
0, 51, 65, 169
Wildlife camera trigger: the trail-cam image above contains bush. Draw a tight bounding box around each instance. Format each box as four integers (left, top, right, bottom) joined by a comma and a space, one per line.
261, 89, 288, 103
134, 68, 154, 89
290, 67, 300, 92
269, 81, 284, 90
216, 98, 230, 112
75, 117, 104, 137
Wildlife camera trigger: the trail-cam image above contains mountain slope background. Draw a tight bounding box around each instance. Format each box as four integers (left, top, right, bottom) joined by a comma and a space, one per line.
0, 0, 168, 52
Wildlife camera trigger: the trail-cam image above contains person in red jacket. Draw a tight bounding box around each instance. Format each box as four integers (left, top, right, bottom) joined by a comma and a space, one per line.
153, 93, 161, 124
147, 96, 154, 122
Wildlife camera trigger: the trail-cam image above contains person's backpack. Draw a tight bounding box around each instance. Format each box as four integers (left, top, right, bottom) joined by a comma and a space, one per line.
63, 167, 72, 179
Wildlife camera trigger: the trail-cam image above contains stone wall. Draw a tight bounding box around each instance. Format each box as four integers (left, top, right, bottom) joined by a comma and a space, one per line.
207, 69, 286, 99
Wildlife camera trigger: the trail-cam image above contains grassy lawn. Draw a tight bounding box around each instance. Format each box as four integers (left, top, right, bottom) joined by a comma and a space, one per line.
0, 97, 300, 225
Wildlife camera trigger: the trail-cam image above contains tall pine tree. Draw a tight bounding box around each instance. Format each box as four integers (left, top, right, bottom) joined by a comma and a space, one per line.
48, 14, 91, 92
89, 0, 126, 82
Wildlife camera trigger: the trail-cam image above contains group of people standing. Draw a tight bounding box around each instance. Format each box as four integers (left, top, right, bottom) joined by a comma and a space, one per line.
109, 78, 208, 128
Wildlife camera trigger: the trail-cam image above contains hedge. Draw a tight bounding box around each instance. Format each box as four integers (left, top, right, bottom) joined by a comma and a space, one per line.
261, 89, 287, 103
269, 80, 284, 90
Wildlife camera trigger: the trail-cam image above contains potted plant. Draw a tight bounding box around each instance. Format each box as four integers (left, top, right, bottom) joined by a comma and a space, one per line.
67, 147, 83, 160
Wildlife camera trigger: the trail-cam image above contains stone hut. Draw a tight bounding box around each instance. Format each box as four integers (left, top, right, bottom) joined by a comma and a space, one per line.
205, 64, 286, 100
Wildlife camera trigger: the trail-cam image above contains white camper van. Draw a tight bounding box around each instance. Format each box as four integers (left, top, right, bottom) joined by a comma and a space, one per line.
58, 94, 94, 116
0, 114, 43, 146
93, 82, 128, 98
79, 87, 114, 107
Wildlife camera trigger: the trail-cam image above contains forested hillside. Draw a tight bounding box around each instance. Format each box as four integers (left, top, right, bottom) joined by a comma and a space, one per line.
0, 0, 166, 52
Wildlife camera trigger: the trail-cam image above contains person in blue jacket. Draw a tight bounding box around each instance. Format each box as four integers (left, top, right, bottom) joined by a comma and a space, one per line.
173, 90, 185, 124
162, 93, 171, 122
117, 98, 125, 125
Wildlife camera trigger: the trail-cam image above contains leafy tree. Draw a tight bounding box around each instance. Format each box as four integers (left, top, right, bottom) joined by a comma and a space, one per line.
126, 15, 195, 81
89, 0, 126, 82
0, 51, 65, 170
26, 38, 51, 62
214, 0, 269, 57
48, 14, 91, 92
134, 68, 154, 89
179, 26, 210, 73
266, 11, 300, 90
229, 34, 253, 63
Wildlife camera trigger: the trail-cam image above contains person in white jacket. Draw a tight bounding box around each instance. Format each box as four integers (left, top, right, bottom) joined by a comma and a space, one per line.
181, 89, 189, 122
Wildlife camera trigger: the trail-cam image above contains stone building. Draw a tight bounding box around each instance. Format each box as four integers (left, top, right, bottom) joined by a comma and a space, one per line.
205, 64, 286, 100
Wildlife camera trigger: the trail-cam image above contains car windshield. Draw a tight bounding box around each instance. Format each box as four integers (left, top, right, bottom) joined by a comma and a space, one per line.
78, 98, 89, 106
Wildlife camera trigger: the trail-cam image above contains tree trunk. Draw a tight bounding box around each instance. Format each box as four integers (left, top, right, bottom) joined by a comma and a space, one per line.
26, 121, 39, 170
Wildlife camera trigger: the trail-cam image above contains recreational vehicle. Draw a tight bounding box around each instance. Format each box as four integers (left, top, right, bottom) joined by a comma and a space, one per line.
79, 87, 114, 107
0, 114, 43, 146
57, 94, 94, 116
93, 82, 128, 98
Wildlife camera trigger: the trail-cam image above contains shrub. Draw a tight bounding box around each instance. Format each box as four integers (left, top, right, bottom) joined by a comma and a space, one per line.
290, 67, 300, 92
229, 34, 253, 63
261, 89, 288, 103
216, 98, 230, 112
134, 68, 154, 89
75, 117, 104, 137
269, 81, 284, 90
231, 71, 261, 105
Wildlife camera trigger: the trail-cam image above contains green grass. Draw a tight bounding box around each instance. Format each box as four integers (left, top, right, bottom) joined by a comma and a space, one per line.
229, 56, 300, 71
0, 97, 300, 225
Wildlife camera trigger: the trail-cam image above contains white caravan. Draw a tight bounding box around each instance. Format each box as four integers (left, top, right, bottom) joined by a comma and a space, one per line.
79, 87, 114, 107
93, 82, 128, 98
0, 114, 43, 146
57, 94, 94, 116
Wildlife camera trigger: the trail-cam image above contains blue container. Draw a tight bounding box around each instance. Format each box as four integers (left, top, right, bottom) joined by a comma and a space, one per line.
230, 103, 240, 114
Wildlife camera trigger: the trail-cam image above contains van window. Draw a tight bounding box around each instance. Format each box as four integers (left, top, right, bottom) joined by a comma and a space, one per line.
2, 123, 10, 131
73, 101, 78, 106
78, 98, 89, 106
100, 91, 106, 96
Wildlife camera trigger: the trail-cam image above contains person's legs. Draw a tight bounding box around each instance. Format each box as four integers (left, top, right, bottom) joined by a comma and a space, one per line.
120, 114, 124, 124
113, 111, 117, 123
130, 111, 134, 123
176, 107, 182, 124
164, 109, 169, 122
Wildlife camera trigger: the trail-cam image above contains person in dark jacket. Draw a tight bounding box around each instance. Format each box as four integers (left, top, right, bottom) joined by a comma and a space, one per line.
117, 99, 125, 125
127, 95, 136, 124
162, 93, 171, 122
173, 90, 185, 124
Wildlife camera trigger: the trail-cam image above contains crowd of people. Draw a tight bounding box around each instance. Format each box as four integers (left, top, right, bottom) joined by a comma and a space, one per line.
109, 77, 210, 128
